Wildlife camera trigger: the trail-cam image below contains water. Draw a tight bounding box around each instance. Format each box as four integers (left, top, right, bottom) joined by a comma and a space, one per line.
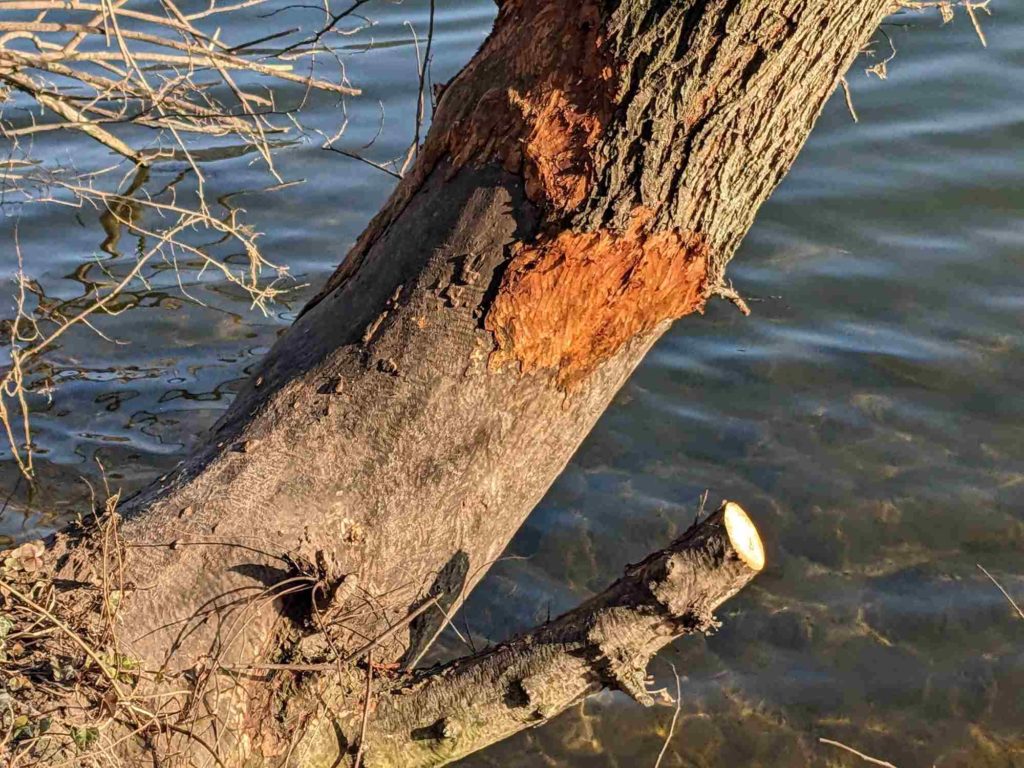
2, 2, 1021, 766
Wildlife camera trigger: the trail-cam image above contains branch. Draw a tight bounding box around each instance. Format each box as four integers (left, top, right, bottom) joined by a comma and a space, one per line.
349, 502, 764, 767
2, 71, 144, 163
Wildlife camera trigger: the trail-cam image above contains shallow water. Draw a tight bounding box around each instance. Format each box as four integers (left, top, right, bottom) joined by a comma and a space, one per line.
1, 2, 1022, 766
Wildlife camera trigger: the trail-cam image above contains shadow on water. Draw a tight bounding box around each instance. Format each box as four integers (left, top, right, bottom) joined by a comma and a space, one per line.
0, 1, 1021, 766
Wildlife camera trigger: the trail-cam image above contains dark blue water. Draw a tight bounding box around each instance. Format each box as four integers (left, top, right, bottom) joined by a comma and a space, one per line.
1, 2, 1021, 765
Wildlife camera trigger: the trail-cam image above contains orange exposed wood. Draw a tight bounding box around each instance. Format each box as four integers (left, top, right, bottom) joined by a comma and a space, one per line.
433, 0, 615, 213
300, 0, 617, 317
485, 209, 710, 387
507, 86, 610, 213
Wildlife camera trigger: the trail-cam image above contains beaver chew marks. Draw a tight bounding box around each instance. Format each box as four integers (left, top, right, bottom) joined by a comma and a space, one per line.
485, 210, 710, 388
438, 0, 615, 214
508, 86, 610, 213
300, 0, 616, 317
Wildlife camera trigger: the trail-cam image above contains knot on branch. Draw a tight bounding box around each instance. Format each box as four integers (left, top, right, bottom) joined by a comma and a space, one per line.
500, 675, 562, 721
649, 550, 722, 627
586, 610, 657, 707
410, 716, 461, 742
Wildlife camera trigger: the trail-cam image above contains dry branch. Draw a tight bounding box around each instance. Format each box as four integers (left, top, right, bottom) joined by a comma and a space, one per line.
0, 0, 357, 163
318, 503, 764, 767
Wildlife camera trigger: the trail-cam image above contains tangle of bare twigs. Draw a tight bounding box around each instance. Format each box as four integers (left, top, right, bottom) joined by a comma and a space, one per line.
0, 0, 385, 480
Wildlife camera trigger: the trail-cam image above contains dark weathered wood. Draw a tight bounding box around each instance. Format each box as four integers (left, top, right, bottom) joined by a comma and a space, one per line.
15, 0, 895, 765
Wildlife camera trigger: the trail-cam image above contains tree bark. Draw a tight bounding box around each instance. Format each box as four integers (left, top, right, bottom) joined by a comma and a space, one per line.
4, 0, 893, 765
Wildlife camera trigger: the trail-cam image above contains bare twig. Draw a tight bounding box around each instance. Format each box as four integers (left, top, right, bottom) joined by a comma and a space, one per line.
897, 0, 992, 47
820, 737, 899, 768
964, 0, 991, 46
712, 281, 752, 316
840, 76, 859, 123
0, 0, 401, 479
653, 664, 682, 768
401, 0, 435, 176
978, 564, 1024, 620
352, 651, 374, 768
325, 145, 403, 179
223, 595, 441, 672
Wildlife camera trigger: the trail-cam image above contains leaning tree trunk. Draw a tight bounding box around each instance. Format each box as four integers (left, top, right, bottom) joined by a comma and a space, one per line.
5, 0, 893, 765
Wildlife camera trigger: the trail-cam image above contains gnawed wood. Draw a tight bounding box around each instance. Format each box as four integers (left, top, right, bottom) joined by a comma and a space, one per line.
485, 208, 710, 386
301, 0, 617, 315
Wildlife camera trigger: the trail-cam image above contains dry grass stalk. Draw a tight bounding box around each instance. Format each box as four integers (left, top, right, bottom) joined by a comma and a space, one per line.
819, 737, 899, 768
977, 564, 1024, 621
652, 664, 682, 768
1, 502, 143, 766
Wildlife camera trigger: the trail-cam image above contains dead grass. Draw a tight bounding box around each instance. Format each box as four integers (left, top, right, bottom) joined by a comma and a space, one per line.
0, 503, 287, 765
0, 497, 145, 766
0, 480, 433, 766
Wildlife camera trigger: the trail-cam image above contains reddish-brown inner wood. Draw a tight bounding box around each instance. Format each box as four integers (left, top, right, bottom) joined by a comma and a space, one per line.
485, 208, 710, 387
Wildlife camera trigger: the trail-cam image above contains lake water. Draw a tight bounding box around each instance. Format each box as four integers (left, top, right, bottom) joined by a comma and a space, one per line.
1, 1, 1021, 766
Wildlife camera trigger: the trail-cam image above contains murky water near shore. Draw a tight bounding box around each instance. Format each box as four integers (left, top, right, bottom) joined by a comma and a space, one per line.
1, 1, 1021, 765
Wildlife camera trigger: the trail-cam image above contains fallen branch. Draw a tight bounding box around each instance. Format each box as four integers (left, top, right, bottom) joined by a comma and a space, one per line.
340, 503, 764, 768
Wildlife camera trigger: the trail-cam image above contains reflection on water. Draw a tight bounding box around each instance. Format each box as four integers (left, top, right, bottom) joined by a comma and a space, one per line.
1, 1, 1021, 766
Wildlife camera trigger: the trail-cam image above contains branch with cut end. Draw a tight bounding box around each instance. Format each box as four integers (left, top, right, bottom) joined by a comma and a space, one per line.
337, 502, 764, 768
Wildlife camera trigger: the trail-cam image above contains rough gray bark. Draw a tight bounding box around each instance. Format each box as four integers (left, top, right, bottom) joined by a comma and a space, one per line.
7, 0, 895, 765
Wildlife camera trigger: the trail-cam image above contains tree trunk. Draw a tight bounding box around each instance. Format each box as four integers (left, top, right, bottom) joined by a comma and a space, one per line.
4, 0, 893, 765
